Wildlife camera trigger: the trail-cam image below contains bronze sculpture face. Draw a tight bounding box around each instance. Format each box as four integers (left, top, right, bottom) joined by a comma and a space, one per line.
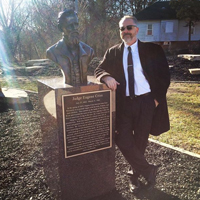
58, 10, 79, 47
46, 9, 94, 86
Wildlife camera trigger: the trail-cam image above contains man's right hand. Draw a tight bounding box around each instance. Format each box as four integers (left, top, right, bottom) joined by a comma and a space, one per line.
102, 76, 120, 91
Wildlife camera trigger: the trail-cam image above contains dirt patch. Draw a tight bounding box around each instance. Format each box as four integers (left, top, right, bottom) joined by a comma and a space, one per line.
169, 57, 200, 82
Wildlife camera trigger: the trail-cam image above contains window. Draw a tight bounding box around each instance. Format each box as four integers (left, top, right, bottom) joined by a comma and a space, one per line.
147, 24, 153, 35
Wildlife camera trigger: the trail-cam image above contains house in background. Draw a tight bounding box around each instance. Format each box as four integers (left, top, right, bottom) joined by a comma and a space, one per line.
135, 1, 200, 53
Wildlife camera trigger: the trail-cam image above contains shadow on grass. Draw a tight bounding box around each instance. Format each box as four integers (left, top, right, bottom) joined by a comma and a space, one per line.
0, 101, 34, 112
89, 187, 181, 200
0, 92, 8, 112
135, 187, 181, 200
90, 189, 127, 200
8, 101, 34, 111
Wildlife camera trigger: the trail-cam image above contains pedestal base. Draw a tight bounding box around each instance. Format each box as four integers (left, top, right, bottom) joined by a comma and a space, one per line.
38, 77, 115, 200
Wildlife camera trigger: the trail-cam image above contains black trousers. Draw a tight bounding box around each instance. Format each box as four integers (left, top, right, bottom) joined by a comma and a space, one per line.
115, 93, 155, 179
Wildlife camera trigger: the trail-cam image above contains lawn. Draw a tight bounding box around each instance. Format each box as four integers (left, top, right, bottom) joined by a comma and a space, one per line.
151, 82, 200, 154
0, 76, 38, 92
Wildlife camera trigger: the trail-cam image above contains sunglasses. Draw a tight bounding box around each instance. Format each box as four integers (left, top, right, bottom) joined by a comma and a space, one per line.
119, 25, 137, 31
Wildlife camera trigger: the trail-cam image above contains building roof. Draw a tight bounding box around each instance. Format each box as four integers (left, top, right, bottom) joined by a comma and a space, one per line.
135, 1, 177, 20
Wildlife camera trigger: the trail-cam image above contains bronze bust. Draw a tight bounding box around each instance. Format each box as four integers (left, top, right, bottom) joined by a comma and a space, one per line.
46, 9, 94, 86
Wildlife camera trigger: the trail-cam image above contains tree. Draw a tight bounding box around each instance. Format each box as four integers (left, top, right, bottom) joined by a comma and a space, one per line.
26, 0, 82, 59
86, 0, 120, 56
0, 0, 29, 61
0, 0, 173, 61
170, 0, 200, 42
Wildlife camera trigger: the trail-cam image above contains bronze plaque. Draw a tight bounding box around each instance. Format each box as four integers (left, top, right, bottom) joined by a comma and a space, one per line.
62, 90, 112, 158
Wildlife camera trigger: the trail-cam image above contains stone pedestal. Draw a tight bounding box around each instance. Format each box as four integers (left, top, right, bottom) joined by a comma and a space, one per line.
38, 77, 115, 200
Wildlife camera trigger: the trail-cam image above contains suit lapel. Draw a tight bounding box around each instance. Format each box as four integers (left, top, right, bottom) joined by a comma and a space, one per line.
138, 40, 150, 83
138, 40, 147, 70
79, 42, 87, 57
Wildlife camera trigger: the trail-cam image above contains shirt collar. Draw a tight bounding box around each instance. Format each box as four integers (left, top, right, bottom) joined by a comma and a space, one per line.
124, 39, 138, 51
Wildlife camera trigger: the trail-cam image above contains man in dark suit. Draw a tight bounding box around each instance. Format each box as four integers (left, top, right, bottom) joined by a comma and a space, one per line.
46, 9, 94, 86
95, 16, 170, 192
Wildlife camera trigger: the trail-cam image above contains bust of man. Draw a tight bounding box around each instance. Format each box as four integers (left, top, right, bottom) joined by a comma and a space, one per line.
46, 9, 94, 86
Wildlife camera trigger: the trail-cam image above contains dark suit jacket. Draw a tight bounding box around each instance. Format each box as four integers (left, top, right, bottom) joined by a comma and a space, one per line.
46, 39, 94, 85
95, 40, 170, 136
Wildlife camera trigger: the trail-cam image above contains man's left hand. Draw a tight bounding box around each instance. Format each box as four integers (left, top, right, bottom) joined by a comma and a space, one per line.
154, 99, 159, 107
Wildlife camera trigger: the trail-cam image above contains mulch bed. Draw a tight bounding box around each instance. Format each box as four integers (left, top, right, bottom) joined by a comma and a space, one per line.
0, 57, 200, 200
169, 57, 200, 82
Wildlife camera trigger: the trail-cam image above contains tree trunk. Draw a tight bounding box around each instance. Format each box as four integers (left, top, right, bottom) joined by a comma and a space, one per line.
188, 21, 191, 42
188, 21, 192, 52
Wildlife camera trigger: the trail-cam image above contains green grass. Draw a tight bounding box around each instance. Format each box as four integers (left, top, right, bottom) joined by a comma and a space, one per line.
1, 76, 38, 92
151, 82, 200, 154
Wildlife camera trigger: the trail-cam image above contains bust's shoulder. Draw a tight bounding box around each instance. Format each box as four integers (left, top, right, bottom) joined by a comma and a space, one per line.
46, 39, 64, 52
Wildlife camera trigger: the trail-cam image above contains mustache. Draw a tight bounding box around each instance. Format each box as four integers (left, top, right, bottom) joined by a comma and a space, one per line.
123, 33, 132, 37
63, 31, 79, 38
70, 31, 79, 36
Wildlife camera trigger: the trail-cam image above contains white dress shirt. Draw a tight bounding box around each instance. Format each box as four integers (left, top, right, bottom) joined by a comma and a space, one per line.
123, 40, 151, 96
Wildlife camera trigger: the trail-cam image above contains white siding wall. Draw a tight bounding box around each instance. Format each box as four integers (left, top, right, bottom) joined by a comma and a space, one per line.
137, 21, 160, 42
178, 20, 200, 41
137, 19, 200, 42
160, 20, 178, 41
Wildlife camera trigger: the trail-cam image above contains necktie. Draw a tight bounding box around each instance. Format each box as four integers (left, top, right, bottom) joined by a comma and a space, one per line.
127, 46, 134, 98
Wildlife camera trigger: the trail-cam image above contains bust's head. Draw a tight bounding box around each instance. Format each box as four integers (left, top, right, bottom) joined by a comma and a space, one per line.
58, 9, 78, 32
58, 9, 79, 46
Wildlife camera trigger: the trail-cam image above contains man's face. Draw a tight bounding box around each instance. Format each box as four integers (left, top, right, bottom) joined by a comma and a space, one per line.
62, 14, 79, 45
119, 18, 139, 45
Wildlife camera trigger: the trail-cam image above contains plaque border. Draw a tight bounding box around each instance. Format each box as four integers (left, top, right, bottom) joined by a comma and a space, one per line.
62, 90, 112, 158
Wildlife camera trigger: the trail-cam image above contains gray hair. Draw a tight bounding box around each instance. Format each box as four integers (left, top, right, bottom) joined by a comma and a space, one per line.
58, 9, 78, 32
119, 16, 138, 26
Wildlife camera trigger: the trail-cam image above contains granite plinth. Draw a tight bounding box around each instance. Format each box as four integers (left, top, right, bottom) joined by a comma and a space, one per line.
38, 77, 115, 200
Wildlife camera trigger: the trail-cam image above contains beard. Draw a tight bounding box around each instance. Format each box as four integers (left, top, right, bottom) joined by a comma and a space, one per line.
122, 33, 133, 44
64, 31, 80, 47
